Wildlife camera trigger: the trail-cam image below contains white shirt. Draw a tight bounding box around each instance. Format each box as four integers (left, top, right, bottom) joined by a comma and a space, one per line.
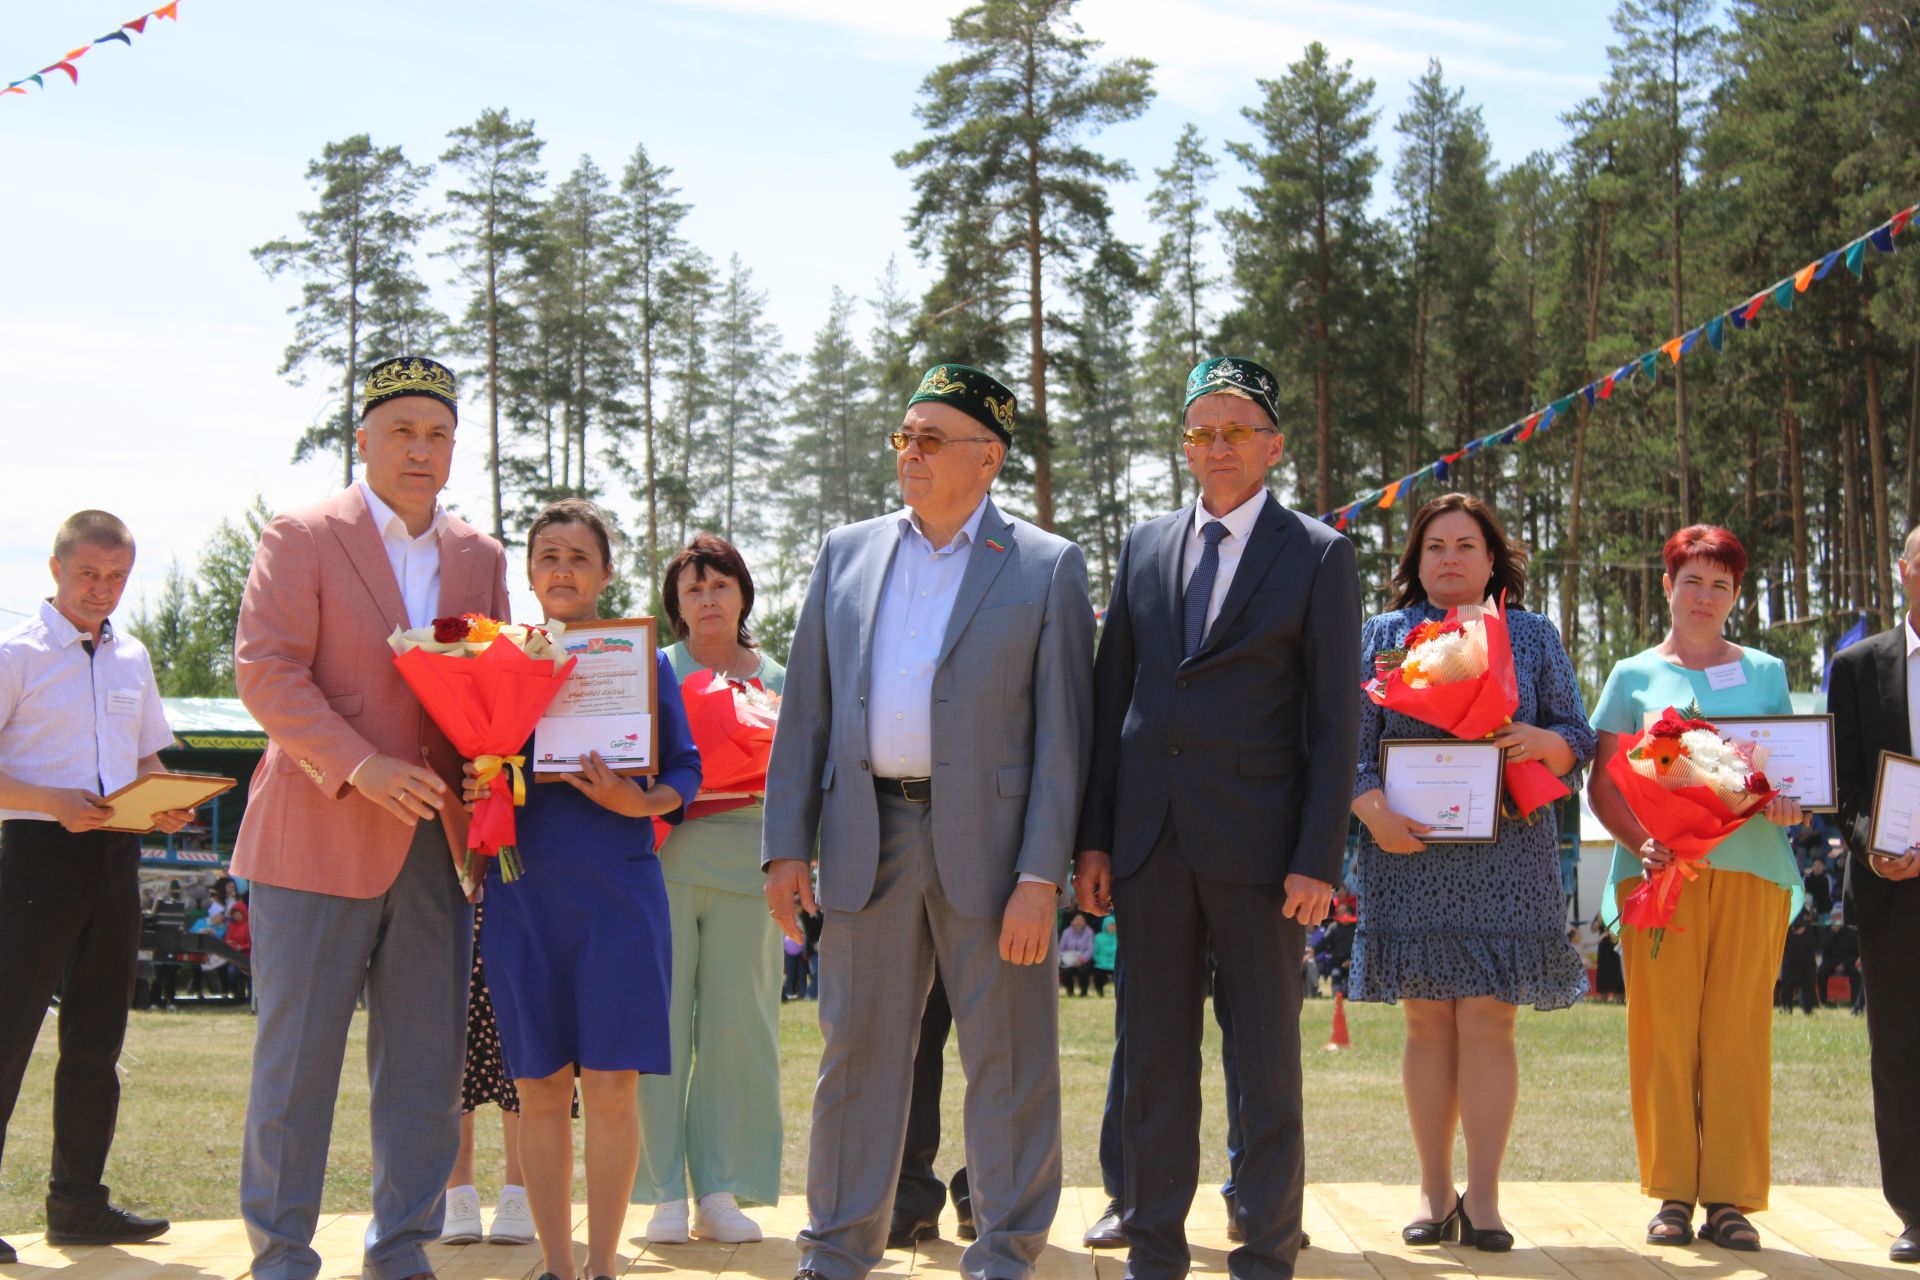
1904, 615, 1920, 755
0, 601, 175, 821
867, 497, 990, 779
1181, 488, 1269, 637
357, 480, 447, 630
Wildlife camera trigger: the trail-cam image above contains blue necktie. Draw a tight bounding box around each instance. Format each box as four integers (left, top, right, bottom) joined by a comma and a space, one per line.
1182, 520, 1228, 658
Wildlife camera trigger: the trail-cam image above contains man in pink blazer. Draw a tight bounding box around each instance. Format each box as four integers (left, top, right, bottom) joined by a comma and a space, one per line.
233, 356, 510, 1280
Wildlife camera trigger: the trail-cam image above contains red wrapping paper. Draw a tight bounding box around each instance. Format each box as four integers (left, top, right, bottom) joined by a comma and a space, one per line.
1364, 595, 1569, 816
653, 668, 777, 850
392, 638, 577, 886
1606, 717, 1777, 948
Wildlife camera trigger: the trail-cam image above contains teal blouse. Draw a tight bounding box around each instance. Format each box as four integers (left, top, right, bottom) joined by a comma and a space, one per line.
661, 640, 787, 896
1588, 645, 1804, 929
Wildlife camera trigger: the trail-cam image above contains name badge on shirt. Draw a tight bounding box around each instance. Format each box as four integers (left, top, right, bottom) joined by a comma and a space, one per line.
107, 687, 142, 717
1704, 661, 1747, 691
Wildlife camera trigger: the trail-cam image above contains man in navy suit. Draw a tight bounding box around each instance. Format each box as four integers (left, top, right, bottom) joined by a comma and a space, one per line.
1075, 356, 1360, 1280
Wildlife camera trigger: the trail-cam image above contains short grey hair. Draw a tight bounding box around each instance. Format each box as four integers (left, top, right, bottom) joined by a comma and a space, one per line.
53, 510, 136, 562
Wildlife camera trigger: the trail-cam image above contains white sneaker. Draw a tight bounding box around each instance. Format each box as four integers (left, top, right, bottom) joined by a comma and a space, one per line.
440, 1185, 483, 1245
647, 1198, 691, 1245
693, 1192, 763, 1243
488, 1189, 536, 1245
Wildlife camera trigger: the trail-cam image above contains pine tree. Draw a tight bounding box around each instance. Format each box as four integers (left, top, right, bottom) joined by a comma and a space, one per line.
253, 135, 438, 486
542, 156, 621, 498
896, 0, 1154, 528
709, 254, 785, 544
441, 108, 546, 540
1140, 124, 1216, 508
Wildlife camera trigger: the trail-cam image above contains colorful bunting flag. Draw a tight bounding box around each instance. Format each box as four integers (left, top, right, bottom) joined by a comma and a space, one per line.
1319, 201, 1920, 523
3, 5, 180, 105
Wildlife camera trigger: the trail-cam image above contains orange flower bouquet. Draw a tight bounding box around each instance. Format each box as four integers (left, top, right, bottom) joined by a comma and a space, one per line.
1607, 705, 1778, 955
388, 614, 577, 887
1363, 594, 1569, 817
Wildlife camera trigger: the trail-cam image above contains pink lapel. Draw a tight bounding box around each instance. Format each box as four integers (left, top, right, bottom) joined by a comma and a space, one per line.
435, 519, 483, 620
323, 488, 409, 630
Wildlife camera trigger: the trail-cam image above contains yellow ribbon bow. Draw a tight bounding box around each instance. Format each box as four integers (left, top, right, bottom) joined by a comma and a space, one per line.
473, 754, 528, 806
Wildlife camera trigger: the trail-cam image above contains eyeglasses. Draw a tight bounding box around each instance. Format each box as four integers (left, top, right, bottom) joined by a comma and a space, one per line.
1182, 425, 1276, 448
888, 431, 999, 454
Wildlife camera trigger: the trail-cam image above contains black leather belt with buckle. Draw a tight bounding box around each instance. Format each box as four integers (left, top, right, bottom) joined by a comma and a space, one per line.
873, 775, 933, 803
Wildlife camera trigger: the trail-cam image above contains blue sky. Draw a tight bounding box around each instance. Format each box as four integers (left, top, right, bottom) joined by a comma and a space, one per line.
1, 0, 1625, 624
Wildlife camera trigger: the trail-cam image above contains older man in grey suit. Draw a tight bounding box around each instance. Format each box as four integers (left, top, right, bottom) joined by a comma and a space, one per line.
765, 363, 1094, 1280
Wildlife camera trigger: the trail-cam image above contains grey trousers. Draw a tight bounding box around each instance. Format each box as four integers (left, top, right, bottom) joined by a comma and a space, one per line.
801, 792, 1062, 1280
240, 822, 472, 1280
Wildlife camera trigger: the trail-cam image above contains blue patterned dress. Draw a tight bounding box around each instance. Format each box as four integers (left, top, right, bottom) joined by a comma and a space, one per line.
1347, 603, 1594, 1009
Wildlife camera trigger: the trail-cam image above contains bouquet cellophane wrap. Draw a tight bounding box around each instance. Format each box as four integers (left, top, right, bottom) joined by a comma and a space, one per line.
652, 667, 778, 851
1607, 710, 1777, 947
1363, 594, 1570, 817
391, 638, 578, 891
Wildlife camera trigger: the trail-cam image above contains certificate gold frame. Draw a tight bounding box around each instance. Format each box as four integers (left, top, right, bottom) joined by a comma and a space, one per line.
1710, 714, 1838, 813
534, 616, 660, 781
1868, 749, 1920, 856
100, 771, 237, 833
1378, 738, 1505, 844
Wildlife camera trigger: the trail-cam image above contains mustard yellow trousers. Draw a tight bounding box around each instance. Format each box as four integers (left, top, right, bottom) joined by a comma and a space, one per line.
1617, 864, 1789, 1212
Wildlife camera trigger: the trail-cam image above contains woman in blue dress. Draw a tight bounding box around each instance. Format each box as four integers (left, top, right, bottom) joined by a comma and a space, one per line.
469, 498, 702, 1280
1348, 493, 1593, 1253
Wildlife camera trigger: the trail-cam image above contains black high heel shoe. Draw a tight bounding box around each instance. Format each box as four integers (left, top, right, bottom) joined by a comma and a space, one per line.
1457, 1200, 1514, 1253
1402, 1194, 1462, 1246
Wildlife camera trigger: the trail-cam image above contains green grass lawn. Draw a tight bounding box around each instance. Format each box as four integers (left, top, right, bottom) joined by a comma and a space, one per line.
0, 991, 1877, 1234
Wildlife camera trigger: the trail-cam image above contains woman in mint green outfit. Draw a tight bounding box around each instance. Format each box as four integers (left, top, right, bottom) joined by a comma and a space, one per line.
636, 536, 785, 1246
1587, 524, 1804, 1254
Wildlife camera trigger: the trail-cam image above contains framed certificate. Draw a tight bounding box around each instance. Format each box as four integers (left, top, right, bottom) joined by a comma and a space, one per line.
533, 617, 659, 779
1869, 750, 1920, 856
100, 771, 237, 833
1380, 739, 1504, 843
1712, 715, 1837, 812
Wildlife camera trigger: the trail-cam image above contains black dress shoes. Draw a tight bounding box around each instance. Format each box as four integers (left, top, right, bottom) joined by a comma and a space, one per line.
1892, 1227, 1920, 1263
1456, 1201, 1513, 1253
951, 1168, 975, 1241
1084, 1198, 1127, 1248
43, 1204, 170, 1246
886, 1207, 938, 1250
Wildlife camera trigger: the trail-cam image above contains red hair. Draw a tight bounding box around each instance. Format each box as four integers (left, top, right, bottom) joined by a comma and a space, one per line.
1662, 524, 1747, 582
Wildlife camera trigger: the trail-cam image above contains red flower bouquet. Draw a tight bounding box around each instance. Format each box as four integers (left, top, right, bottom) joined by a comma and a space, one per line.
1607, 705, 1778, 955
388, 614, 578, 888
653, 668, 781, 850
1363, 594, 1569, 817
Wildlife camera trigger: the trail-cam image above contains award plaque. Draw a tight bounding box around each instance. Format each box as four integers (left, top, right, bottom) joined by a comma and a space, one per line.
533, 617, 659, 779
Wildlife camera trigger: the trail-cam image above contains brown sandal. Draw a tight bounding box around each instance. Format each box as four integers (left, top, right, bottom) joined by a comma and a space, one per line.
1646, 1200, 1694, 1246
1700, 1204, 1760, 1252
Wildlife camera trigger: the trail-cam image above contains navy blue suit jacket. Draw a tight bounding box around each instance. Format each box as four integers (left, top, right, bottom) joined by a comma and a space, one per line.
1076, 492, 1362, 886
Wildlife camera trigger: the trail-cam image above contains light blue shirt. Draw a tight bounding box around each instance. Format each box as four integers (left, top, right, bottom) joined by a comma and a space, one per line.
866, 495, 991, 779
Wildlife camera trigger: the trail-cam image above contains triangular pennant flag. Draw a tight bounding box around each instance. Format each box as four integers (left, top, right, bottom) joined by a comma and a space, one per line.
1870, 224, 1895, 254
1640, 352, 1658, 381
1516, 414, 1540, 443
125, 15, 150, 33
1432, 457, 1450, 483
63, 46, 93, 61
41, 61, 79, 84
1729, 305, 1749, 332
1, 86, 24, 96
26, 73, 44, 88
1679, 328, 1702, 356
1377, 479, 1401, 511
1598, 374, 1616, 400
1661, 335, 1686, 364
154, 2, 180, 18
1894, 208, 1914, 237
1774, 279, 1795, 310
1498, 425, 1520, 446
95, 30, 133, 46
1814, 249, 1842, 280
1581, 383, 1597, 407
1706, 316, 1725, 352
1795, 261, 1819, 292
1744, 294, 1767, 323
1845, 240, 1868, 276
1463, 437, 1484, 455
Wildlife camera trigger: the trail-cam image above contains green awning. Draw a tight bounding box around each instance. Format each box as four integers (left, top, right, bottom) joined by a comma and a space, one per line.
162, 697, 269, 751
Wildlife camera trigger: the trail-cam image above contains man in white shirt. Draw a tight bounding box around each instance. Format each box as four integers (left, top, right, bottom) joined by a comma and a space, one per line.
1832, 525, 1920, 1263
0, 510, 192, 1260
763, 363, 1094, 1280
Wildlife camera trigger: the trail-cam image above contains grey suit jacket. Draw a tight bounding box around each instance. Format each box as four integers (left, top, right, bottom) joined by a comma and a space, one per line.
1076, 492, 1362, 886
761, 497, 1095, 919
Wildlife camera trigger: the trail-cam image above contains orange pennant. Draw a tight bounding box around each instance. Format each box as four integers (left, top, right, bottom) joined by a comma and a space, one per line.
63, 46, 92, 61
153, 2, 179, 18
1660, 335, 1685, 364
1794, 261, 1818, 292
